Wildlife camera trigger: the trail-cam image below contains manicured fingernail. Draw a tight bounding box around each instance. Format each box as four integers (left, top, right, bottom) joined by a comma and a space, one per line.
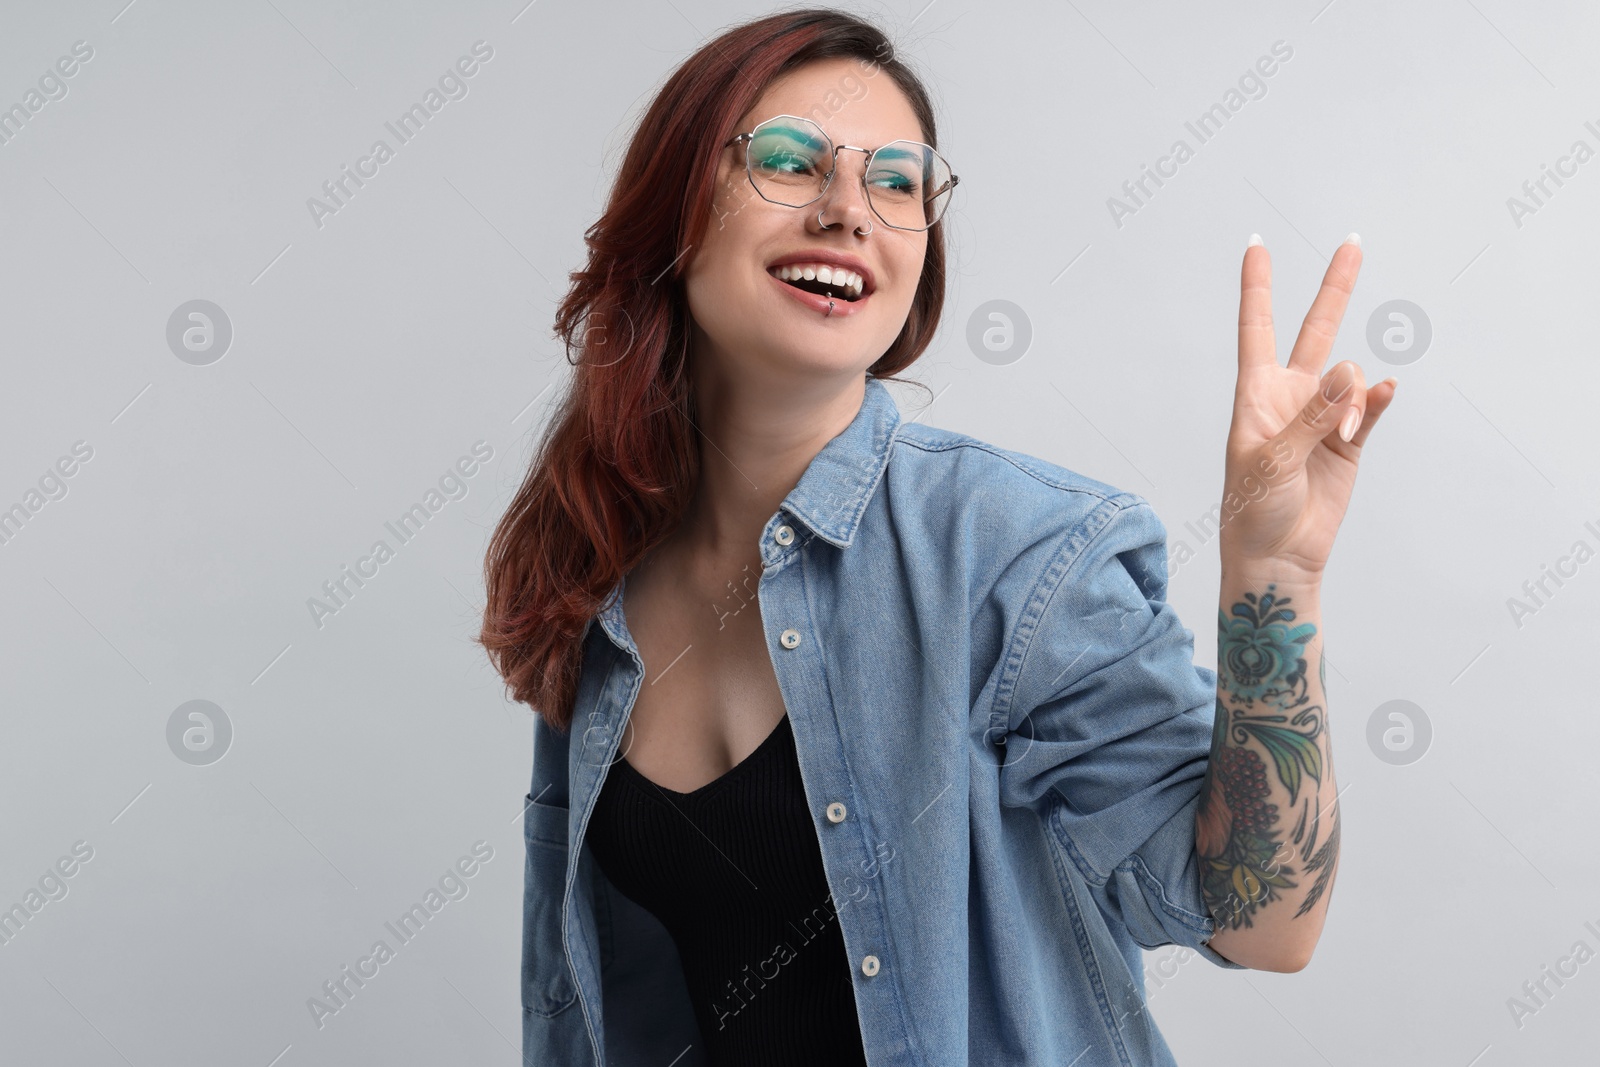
1248, 233, 1264, 247
1344, 232, 1361, 246
1382, 376, 1398, 389
1339, 406, 1360, 441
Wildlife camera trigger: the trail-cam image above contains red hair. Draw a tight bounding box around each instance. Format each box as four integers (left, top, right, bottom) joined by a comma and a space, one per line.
479, 7, 948, 733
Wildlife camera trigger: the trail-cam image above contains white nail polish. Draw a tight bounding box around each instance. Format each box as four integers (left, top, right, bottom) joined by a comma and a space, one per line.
1345, 232, 1361, 246
1248, 233, 1263, 247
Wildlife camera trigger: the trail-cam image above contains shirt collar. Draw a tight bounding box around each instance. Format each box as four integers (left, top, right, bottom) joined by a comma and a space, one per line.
773, 374, 902, 552
595, 375, 902, 652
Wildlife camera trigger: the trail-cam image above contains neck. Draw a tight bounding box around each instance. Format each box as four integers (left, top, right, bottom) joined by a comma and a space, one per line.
672, 363, 867, 564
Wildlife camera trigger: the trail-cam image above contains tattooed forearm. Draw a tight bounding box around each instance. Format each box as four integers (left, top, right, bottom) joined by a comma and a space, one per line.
1198, 582, 1342, 944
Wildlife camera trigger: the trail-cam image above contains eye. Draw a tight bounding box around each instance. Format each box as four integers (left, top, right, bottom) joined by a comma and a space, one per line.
757, 149, 820, 174
868, 169, 920, 197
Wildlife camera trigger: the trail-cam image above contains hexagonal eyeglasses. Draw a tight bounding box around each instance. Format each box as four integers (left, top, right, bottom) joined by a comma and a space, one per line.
723, 114, 959, 232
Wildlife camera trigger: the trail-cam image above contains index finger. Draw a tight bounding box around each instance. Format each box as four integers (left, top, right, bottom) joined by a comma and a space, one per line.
1239, 236, 1276, 371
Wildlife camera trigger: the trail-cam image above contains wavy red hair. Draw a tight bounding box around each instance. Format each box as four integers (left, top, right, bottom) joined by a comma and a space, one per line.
479, 7, 948, 732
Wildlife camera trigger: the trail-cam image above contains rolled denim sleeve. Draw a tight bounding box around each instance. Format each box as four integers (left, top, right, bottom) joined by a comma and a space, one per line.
997, 494, 1245, 970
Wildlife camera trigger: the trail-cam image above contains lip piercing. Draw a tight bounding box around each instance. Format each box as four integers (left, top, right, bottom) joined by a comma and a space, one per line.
826, 298, 835, 316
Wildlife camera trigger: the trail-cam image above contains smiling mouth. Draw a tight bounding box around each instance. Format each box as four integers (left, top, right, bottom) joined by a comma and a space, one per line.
767, 265, 867, 302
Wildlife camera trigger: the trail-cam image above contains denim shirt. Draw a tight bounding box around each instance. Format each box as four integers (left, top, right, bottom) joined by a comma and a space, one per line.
521, 374, 1247, 1067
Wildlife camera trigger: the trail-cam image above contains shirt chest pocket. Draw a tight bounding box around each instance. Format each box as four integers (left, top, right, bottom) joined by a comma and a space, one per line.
521, 793, 580, 1018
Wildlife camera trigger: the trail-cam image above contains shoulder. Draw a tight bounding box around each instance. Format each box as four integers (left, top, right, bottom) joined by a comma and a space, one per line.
872, 419, 1175, 635
886, 419, 1159, 542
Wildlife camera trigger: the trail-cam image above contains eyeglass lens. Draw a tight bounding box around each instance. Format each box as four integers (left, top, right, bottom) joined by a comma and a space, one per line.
745, 117, 954, 230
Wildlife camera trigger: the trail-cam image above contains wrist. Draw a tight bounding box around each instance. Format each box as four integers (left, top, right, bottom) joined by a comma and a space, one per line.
1219, 557, 1324, 595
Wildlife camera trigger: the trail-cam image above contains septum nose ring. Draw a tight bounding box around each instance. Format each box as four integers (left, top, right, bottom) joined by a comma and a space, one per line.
817, 207, 873, 237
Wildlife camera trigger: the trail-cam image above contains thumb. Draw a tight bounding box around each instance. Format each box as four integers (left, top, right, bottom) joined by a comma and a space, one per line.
1279, 361, 1367, 456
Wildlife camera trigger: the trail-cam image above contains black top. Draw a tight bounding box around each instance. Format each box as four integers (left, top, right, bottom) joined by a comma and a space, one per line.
585, 713, 869, 1067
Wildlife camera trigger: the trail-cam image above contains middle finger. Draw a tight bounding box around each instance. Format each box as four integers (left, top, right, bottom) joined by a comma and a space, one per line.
1286, 235, 1363, 376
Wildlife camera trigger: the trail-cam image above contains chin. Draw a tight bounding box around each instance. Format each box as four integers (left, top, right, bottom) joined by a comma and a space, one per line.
764, 341, 886, 378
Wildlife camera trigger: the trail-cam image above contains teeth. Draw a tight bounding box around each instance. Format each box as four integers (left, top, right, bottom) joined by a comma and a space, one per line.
772, 263, 866, 298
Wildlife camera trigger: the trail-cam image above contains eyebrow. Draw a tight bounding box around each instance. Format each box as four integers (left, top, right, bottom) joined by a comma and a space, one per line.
756, 121, 926, 157
867, 143, 922, 164
757, 124, 829, 152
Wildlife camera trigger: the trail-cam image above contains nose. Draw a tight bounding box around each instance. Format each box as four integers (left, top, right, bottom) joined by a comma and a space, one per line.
812, 146, 875, 234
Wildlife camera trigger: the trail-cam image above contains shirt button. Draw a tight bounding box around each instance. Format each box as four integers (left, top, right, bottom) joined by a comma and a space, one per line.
826, 802, 847, 823
774, 524, 795, 546
780, 628, 801, 649
861, 955, 881, 977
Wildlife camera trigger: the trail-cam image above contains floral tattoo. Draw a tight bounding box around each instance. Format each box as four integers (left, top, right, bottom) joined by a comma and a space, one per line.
1198, 585, 1338, 930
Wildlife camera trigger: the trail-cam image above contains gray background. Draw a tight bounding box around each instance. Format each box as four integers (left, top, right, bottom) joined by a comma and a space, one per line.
1, 0, 1594, 1063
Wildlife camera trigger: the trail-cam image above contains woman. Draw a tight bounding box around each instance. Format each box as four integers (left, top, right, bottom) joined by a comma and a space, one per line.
481, 9, 1398, 1066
